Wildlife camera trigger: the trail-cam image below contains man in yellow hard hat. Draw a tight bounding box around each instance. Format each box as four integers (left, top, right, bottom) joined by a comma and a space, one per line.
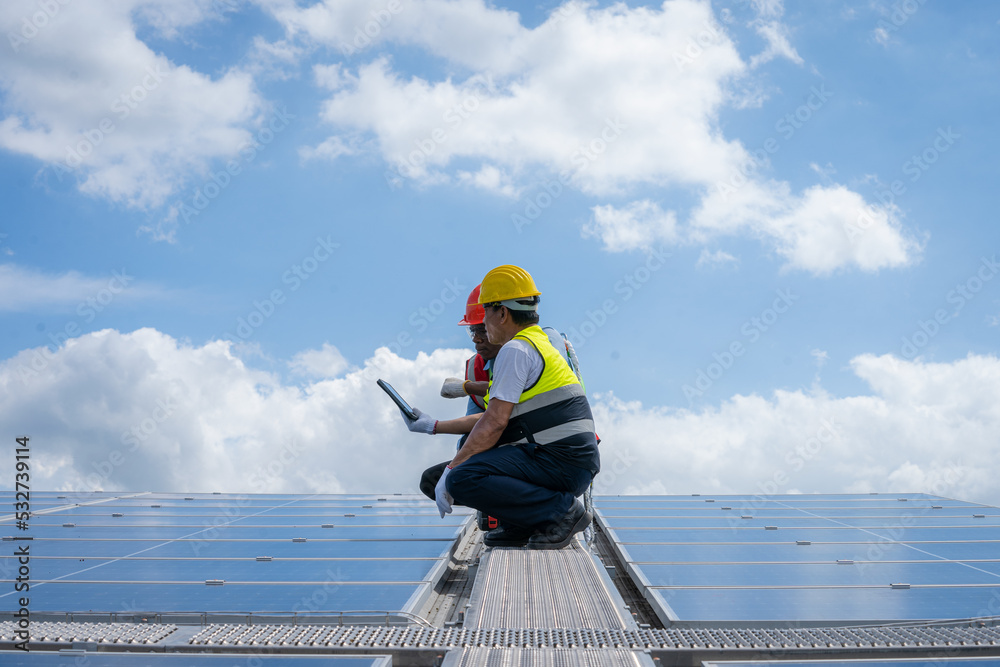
401, 265, 600, 549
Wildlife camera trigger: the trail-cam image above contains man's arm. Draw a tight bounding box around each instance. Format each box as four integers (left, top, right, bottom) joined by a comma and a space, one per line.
432, 412, 483, 435
464, 380, 489, 397
448, 398, 514, 468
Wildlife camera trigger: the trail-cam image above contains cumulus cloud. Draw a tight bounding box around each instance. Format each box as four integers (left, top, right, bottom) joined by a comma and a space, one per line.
1, 330, 998, 508
593, 353, 1000, 506
289, 343, 351, 378
0, 328, 469, 494
268, 0, 919, 274
690, 182, 921, 274
745, 0, 803, 69
0, 264, 164, 312
584, 200, 679, 253
0, 0, 263, 208
696, 249, 739, 270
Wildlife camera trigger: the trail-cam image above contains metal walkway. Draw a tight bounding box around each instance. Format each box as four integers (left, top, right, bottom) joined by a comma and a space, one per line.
449, 536, 655, 665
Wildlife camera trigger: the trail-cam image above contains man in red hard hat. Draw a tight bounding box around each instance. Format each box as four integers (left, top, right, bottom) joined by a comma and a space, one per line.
440, 284, 497, 415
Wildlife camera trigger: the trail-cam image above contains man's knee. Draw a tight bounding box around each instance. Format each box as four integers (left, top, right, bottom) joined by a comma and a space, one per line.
445, 463, 479, 502
420, 461, 449, 500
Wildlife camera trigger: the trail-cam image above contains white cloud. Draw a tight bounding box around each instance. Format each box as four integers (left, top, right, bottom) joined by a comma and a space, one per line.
289, 343, 350, 378
298, 135, 362, 162
2, 330, 999, 507
457, 164, 519, 198
0, 0, 263, 208
0, 328, 470, 494
691, 182, 922, 275
593, 352, 1000, 506
585, 200, 679, 253
267, 0, 919, 274
0, 263, 161, 312
745, 0, 802, 69
696, 249, 739, 270
748, 21, 803, 69
287, 1, 748, 193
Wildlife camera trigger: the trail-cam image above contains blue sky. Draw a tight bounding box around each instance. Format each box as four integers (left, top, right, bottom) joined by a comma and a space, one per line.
1, 0, 999, 504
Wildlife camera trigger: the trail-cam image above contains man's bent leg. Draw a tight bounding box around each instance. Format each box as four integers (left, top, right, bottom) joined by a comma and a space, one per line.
420, 461, 450, 501
446, 445, 592, 530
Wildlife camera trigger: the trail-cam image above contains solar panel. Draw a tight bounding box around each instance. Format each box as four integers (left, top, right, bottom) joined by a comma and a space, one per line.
0, 492, 472, 619
706, 659, 1000, 667
0, 652, 391, 666
595, 493, 1000, 625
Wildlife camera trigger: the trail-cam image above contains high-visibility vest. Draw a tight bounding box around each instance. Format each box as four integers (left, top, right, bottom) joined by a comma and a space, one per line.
492, 325, 597, 450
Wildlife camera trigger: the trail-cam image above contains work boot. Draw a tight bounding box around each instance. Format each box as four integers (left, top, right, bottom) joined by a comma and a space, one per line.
484, 523, 535, 547
527, 499, 591, 550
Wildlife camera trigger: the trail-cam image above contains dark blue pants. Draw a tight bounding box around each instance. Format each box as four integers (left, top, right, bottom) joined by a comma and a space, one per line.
445, 444, 593, 530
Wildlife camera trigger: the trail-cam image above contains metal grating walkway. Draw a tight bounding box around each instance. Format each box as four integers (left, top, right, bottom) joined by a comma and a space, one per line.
7, 621, 999, 651
442, 646, 650, 666
183, 623, 1000, 650
454, 538, 655, 665
466, 540, 635, 630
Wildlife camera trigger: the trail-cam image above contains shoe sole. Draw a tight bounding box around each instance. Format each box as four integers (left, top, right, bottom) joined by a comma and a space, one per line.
483, 539, 529, 548
527, 509, 592, 550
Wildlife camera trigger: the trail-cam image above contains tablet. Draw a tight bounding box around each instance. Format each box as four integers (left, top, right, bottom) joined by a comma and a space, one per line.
377, 379, 417, 420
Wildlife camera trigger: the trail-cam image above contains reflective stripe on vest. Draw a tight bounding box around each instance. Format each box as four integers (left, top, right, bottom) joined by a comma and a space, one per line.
465, 354, 487, 411
494, 325, 596, 448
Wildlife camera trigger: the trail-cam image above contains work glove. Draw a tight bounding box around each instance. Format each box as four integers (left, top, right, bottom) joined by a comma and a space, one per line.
401, 408, 437, 435
440, 377, 467, 399
435, 465, 454, 518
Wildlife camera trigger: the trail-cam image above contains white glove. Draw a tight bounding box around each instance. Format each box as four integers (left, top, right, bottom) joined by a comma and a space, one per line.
440, 377, 467, 399
401, 407, 437, 434
435, 466, 454, 518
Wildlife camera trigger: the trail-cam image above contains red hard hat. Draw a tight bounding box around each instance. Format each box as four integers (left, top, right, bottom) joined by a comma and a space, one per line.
458, 284, 485, 325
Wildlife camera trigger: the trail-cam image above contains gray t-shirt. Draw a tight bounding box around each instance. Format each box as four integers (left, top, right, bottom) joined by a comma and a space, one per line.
488, 339, 543, 403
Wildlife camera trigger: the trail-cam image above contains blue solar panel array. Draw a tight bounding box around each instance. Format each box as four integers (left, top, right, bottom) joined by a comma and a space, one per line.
0, 653, 391, 667
706, 659, 1000, 667
0, 492, 471, 618
595, 494, 1000, 625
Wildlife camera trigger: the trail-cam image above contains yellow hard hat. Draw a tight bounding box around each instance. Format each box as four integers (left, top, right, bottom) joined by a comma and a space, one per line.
478, 265, 541, 307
